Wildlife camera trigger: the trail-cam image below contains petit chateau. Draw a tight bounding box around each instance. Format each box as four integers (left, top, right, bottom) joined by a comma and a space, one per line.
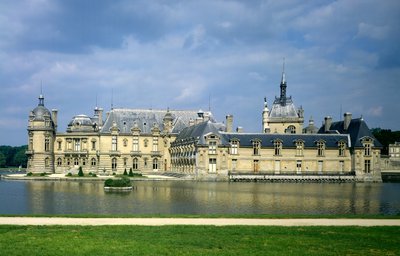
26, 66, 382, 182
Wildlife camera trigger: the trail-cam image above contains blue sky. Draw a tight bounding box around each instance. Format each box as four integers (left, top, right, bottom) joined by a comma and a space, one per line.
1, 0, 399, 146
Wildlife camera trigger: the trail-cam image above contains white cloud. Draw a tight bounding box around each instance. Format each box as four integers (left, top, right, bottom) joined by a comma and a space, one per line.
367, 106, 383, 117
356, 22, 389, 40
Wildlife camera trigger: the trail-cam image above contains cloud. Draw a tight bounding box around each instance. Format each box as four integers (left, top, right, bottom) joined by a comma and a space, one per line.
367, 106, 383, 117
356, 23, 389, 40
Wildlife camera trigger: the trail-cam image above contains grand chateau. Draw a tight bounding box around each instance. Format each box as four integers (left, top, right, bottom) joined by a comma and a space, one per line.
26, 68, 382, 182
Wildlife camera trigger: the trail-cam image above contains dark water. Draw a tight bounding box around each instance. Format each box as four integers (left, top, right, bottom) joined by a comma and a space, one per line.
0, 179, 399, 215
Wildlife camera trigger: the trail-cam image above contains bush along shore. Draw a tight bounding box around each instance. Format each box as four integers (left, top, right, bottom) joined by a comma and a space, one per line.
104, 176, 133, 191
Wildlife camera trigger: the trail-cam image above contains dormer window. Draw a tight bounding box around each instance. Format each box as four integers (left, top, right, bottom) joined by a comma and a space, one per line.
209, 141, 217, 154
253, 140, 261, 155
362, 137, 373, 157
273, 140, 282, 156
317, 140, 325, 157
287, 125, 296, 134
338, 141, 346, 157
230, 140, 239, 155
295, 140, 304, 156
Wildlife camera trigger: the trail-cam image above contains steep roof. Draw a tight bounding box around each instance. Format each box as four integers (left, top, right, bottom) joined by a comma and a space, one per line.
318, 118, 382, 148
100, 108, 212, 134
174, 121, 227, 145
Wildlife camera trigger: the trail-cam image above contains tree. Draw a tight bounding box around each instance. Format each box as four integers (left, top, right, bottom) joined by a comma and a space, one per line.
123, 168, 128, 176
13, 147, 28, 167
0, 152, 6, 168
129, 168, 133, 177
371, 128, 400, 155
78, 166, 84, 177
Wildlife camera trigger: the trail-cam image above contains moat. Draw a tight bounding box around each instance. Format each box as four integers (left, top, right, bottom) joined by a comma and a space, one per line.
0, 178, 399, 215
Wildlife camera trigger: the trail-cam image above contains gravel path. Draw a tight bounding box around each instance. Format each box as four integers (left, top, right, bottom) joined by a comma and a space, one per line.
0, 217, 399, 226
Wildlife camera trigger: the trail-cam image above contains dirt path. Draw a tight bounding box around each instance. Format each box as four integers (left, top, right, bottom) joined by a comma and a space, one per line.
0, 217, 399, 226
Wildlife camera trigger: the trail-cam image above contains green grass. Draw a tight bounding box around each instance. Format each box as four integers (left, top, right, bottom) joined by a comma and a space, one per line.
0, 225, 398, 255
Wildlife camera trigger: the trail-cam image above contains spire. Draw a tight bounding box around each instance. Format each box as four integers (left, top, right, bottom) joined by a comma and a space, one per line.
38, 83, 44, 106
279, 58, 287, 105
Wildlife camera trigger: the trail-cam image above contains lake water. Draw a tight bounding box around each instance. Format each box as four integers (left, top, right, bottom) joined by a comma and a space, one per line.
0, 178, 399, 215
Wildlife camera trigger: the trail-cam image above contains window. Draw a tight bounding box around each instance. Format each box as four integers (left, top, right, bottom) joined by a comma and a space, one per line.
112, 158, 117, 171
29, 139, 33, 151
296, 160, 302, 173
153, 158, 158, 170
133, 158, 138, 170
274, 160, 281, 172
152, 137, 158, 152
45, 157, 49, 167
91, 158, 96, 167
209, 158, 217, 173
230, 140, 238, 155
123, 139, 128, 147
74, 158, 79, 166
209, 141, 217, 154
112, 136, 117, 151
124, 157, 127, 167
274, 140, 282, 156
253, 140, 261, 155
92, 141, 96, 150
287, 125, 296, 134
133, 136, 139, 151
364, 143, 371, 156
74, 139, 81, 151
57, 141, 62, 151
339, 160, 344, 173
44, 138, 50, 152
232, 159, 237, 171
253, 160, 259, 172
364, 160, 371, 173
295, 141, 304, 156
317, 141, 325, 156
338, 141, 346, 157
82, 158, 86, 166
67, 158, 70, 166
318, 160, 323, 173
144, 139, 148, 148
57, 158, 62, 167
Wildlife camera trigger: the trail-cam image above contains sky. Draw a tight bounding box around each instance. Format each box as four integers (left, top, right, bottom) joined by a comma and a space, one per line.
1, 0, 399, 146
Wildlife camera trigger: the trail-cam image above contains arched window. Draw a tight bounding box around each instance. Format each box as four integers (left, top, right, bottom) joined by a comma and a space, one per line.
57, 158, 62, 166
112, 158, 117, 171
153, 158, 158, 170
274, 140, 282, 156
45, 157, 49, 167
132, 158, 138, 170
91, 158, 96, 166
287, 125, 296, 134
74, 158, 79, 166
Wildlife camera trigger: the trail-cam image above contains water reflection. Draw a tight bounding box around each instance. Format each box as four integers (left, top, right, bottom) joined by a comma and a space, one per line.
0, 180, 399, 215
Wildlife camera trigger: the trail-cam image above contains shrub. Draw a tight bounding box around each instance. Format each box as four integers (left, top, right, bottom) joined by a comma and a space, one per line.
91, 173, 97, 177
89, 172, 93, 175
40, 172, 47, 176
66, 172, 72, 177
26, 172, 33, 177
129, 168, 133, 177
112, 172, 116, 176
104, 176, 131, 187
78, 166, 84, 177
123, 169, 128, 176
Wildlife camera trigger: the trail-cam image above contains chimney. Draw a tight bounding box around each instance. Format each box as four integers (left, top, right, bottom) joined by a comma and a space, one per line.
51, 109, 58, 130
226, 115, 233, 132
98, 108, 103, 126
236, 126, 243, 133
324, 116, 332, 132
344, 112, 352, 130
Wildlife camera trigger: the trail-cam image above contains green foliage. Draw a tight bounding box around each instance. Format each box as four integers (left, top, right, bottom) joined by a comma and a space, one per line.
78, 166, 84, 177
91, 173, 97, 177
40, 172, 47, 176
26, 172, 33, 176
371, 128, 400, 155
0, 152, 5, 168
129, 168, 133, 177
0, 145, 28, 167
66, 173, 72, 177
123, 168, 128, 176
104, 176, 131, 187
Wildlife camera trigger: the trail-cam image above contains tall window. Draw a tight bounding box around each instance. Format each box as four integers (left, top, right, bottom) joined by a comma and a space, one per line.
209, 158, 217, 173
364, 143, 371, 156
287, 125, 296, 134
152, 137, 158, 152
318, 160, 323, 173
57, 158, 62, 167
209, 141, 217, 154
57, 141, 62, 151
153, 158, 158, 170
253, 141, 261, 155
364, 160, 371, 173
74, 139, 81, 151
92, 141, 96, 150
74, 158, 79, 166
91, 158, 96, 167
295, 141, 304, 156
133, 136, 139, 151
317, 141, 325, 157
338, 141, 346, 156
44, 138, 50, 152
82, 158, 86, 166
339, 160, 344, 173
232, 159, 237, 171
112, 158, 117, 171
123, 158, 127, 167
133, 158, 138, 170
45, 157, 49, 167
112, 136, 117, 151
29, 139, 33, 151
274, 140, 282, 156
230, 140, 238, 155
253, 160, 259, 172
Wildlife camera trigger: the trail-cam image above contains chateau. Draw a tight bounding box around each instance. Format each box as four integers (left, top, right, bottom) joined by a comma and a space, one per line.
26, 67, 382, 182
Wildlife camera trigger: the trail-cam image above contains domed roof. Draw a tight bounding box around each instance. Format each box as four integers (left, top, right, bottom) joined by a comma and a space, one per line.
68, 114, 94, 127
30, 94, 52, 121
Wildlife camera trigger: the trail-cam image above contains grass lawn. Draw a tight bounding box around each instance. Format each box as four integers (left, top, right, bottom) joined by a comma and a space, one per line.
0, 225, 398, 255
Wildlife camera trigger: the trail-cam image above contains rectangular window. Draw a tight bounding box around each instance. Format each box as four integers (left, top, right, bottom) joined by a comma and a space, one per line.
296, 141, 303, 156
209, 141, 217, 154
253, 160, 259, 172
112, 136, 117, 151
318, 160, 323, 173
92, 141, 96, 150
74, 139, 81, 151
209, 158, 217, 173
274, 141, 281, 156
296, 160, 302, 174
364, 160, 371, 173
44, 138, 50, 152
133, 136, 139, 151
274, 160, 281, 173
230, 141, 238, 155
152, 137, 158, 152
339, 160, 344, 173
317, 142, 325, 157
338, 141, 346, 157
253, 141, 261, 155
232, 159, 237, 171
57, 141, 62, 151
364, 144, 371, 156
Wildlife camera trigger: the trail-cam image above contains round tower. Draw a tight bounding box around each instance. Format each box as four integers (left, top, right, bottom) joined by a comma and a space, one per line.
26, 94, 56, 173
262, 97, 270, 133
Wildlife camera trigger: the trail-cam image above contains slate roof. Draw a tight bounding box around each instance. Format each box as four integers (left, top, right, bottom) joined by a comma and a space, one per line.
318, 118, 382, 148
100, 108, 213, 134
173, 121, 350, 148
269, 97, 299, 119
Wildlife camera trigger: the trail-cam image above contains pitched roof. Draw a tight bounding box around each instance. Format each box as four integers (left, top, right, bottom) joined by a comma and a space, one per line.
318, 118, 382, 148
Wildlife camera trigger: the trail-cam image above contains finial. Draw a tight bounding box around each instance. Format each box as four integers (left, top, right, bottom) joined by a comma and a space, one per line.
111, 89, 114, 110
281, 57, 286, 84
38, 82, 44, 106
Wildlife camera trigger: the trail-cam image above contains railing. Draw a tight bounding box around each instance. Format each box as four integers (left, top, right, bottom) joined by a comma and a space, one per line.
130, 151, 142, 156
151, 151, 162, 156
